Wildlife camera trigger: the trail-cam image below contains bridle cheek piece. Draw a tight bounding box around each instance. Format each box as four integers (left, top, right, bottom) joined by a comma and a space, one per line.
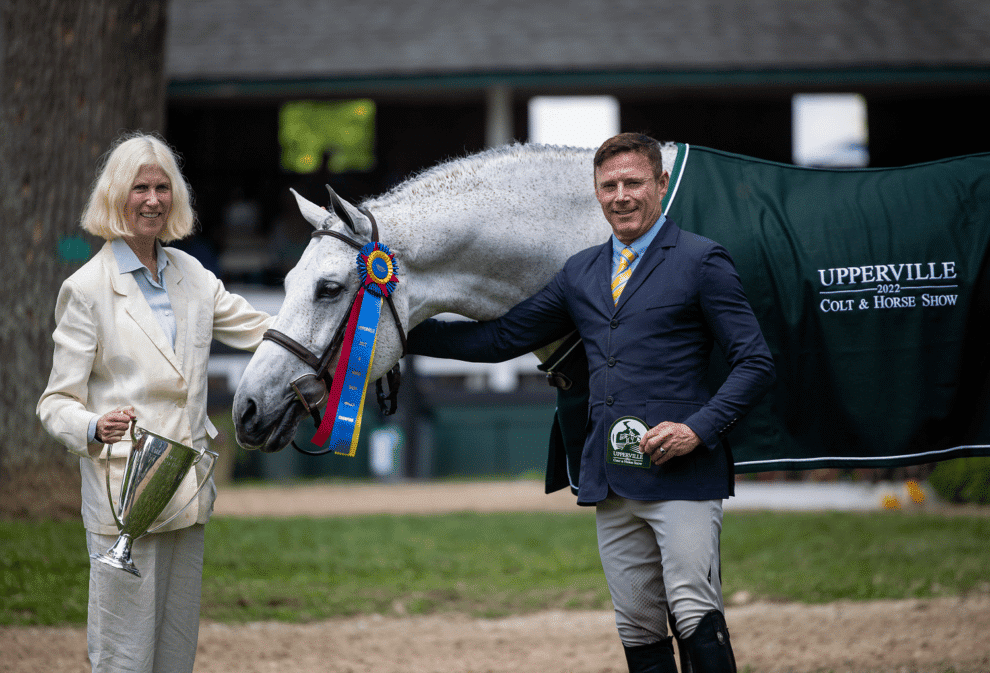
261, 204, 406, 455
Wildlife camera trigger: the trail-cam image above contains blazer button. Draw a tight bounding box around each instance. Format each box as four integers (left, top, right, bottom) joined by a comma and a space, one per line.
607, 357, 616, 367
610, 319, 619, 328
606, 396, 614, 405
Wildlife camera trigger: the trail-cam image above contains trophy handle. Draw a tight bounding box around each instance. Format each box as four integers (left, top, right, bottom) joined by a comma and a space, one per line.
102, 418, 143, 531
144, 446, 220, 535
104, 431, 124, 531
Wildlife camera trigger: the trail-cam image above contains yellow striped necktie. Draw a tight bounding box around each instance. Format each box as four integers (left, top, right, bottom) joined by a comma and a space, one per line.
611, 246, 637, 304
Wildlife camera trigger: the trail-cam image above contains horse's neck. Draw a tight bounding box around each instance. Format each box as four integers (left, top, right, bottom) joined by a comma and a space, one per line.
395, 207, 602, 326
370, 148, 609, 326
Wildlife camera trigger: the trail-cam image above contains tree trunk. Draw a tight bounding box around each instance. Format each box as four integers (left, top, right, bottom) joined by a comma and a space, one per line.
0, 0, 167, 518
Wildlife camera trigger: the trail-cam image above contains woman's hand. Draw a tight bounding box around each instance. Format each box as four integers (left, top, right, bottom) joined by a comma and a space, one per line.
96, 407, 136, 444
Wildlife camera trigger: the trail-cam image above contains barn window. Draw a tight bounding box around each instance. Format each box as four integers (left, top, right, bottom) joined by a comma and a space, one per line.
528, 96, 619, 149
792, 94, 869, 167
279, 100, 376, 174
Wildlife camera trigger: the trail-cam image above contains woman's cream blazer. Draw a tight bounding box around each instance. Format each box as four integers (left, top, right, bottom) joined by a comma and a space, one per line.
38, 242, 274, 535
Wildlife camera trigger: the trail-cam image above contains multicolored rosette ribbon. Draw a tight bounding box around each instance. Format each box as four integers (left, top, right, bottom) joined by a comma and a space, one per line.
358, 242, 399, 297
311, 242, 400, 456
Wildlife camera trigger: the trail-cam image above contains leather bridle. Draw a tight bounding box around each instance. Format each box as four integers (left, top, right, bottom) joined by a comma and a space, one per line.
261, 201, 406, 455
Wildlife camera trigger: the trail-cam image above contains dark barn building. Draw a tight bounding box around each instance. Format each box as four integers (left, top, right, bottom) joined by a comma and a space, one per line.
165, 0, 990, 277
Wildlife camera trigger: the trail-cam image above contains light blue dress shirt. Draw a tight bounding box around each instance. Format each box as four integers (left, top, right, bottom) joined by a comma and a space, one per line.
110, 238, 176, 348
89, 239, 176, 442
611, 214, 666, 277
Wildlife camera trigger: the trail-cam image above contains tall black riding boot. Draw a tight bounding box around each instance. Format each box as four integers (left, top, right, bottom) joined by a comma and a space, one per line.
667, 609, 693, 673
680, 610, 737, 673
623, 637, 679, 673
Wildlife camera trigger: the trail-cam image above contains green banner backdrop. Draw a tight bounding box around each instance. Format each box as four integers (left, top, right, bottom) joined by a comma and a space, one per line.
653, 145, 990, 472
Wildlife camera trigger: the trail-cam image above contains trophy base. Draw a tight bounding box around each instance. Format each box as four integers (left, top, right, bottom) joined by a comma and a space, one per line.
91, 534, 141, 577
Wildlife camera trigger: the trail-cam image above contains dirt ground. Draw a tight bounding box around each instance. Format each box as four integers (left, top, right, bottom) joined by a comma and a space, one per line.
4, 480, 989, 673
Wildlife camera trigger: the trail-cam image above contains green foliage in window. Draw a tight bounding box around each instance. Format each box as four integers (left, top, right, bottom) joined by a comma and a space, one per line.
279, 100, 375, 174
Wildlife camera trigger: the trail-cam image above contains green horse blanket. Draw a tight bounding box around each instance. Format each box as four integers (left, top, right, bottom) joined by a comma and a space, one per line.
549, 145, 990, 478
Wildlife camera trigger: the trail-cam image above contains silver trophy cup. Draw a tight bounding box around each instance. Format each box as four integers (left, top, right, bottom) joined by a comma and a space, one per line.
90, 421, 218, 576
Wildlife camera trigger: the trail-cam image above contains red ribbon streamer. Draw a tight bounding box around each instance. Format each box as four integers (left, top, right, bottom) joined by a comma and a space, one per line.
311, 287, 365, 446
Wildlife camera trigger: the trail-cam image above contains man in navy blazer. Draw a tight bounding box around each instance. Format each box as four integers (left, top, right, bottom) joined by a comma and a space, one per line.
408, 133, 774, 673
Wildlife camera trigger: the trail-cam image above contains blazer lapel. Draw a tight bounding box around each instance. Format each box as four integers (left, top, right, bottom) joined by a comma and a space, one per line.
107, 248, 185, 379
614, 220, 680, 312
163, 251, 189, 372
594, 242, 618, 310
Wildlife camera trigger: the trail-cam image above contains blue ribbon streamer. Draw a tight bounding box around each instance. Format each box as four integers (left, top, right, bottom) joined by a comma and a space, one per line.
326, 291, 383, 456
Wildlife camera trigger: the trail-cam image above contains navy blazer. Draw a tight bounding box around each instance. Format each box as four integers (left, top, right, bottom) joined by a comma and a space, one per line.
408, 219, 775, 504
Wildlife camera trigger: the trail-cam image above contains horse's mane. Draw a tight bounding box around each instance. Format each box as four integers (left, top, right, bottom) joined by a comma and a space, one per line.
368, 143, 595, 208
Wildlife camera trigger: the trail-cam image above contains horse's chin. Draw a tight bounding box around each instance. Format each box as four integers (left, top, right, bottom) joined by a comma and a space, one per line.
236, 403, 305, 454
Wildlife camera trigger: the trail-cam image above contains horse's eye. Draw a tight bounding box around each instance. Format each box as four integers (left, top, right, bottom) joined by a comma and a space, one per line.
315, 280, 345, 302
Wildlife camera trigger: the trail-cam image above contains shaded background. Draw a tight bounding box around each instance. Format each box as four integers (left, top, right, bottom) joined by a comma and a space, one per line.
4, 0, 989, 514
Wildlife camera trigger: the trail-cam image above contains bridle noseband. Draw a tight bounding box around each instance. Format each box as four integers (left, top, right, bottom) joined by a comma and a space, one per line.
262, 203, 407, 455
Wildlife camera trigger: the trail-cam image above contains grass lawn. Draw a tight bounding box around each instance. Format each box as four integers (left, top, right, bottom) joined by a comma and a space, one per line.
2, 509, 988, 626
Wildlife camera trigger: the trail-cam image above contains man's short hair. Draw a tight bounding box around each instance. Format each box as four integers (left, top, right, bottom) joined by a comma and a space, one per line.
594, 133, 664, 179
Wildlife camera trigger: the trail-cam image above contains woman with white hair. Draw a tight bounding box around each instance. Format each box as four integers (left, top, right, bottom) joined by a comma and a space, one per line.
38, 132, 273, 673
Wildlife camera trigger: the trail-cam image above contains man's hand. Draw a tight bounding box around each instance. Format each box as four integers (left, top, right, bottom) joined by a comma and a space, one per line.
639, 421, 701, 466
96, 406, 136, 444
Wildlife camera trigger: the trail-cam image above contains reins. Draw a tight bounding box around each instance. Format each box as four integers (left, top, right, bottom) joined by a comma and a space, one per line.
261, 202, 406, 456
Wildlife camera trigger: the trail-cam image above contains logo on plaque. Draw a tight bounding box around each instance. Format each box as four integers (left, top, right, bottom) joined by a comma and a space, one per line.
607, 416, 651, 469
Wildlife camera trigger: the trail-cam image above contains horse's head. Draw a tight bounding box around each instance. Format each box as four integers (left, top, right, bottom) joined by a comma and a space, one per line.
232, 187, 407, 453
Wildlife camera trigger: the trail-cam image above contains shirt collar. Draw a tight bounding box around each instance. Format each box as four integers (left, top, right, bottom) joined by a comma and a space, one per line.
612, 214, 666, 258
111, 238, 168, 279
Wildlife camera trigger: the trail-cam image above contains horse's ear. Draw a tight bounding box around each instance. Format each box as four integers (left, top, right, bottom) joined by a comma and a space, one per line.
290, 188, 331, 230
326, 186, 372, 239
326, 187, 354, 230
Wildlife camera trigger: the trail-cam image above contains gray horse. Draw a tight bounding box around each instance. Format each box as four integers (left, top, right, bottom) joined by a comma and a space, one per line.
232, 143, 678, 453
